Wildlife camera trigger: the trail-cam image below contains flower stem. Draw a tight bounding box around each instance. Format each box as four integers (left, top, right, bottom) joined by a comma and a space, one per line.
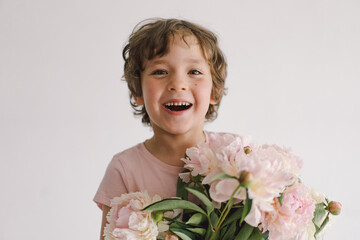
209, 184, 242, 240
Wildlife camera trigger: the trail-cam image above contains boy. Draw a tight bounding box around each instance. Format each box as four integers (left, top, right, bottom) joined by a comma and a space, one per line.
94, 18, 227, 239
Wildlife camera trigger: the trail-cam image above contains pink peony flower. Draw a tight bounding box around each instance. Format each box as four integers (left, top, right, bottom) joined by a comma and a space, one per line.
182, 143, 218, 177
104, 191, 161, 240
209, 178, 245, 203
182, 133, 312, 232
182, 133, 250, 179
261, 182, 315, 240
244, 145, 296, 216
263, 144, 303, 179
211, 140, 295, 223
183, 133, 297, 221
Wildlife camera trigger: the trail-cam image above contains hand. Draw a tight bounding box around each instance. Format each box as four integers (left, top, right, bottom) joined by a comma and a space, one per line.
164, 231, 179, 240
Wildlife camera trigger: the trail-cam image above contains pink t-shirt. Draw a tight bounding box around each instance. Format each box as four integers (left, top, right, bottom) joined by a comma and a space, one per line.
93, 131, 212, 209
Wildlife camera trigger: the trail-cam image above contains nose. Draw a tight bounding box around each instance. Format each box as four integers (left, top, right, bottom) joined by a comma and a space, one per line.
167, 73, 188, 91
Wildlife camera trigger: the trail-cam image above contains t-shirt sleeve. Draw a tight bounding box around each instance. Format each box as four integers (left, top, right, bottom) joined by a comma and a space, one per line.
93, 155, 128, 209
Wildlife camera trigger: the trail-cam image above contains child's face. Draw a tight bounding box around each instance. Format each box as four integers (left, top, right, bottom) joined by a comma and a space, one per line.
135, 34, 216, 136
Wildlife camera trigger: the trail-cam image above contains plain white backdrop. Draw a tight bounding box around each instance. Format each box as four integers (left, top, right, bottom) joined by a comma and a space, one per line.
0, 0, 359, 239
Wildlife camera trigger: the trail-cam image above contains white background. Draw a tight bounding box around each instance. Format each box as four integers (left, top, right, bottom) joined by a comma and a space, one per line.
0, 0, 359, 239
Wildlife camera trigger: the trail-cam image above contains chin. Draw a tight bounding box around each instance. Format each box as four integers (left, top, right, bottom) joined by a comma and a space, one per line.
164, 127, 191, 136
151, 117, 205, 136
165, 123, 204, 136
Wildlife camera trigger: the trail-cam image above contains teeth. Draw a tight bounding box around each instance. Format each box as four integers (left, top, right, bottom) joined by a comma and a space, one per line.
165, 102, 190, 106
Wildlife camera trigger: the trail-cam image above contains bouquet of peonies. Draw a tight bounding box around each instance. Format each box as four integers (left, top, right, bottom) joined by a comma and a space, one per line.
104, 133, 341, 240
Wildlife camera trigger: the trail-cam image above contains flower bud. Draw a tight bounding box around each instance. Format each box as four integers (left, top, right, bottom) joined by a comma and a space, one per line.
244, 146, 252, 154
328, 201, 342, 215
152, 211, 164, 222
239, 171, 253, 188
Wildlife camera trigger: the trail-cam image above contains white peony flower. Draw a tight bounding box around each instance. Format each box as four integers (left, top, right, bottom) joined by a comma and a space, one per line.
104, 191, 161, 240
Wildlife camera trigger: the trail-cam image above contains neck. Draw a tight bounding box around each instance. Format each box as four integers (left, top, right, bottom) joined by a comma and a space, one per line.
145, 128, 206, 167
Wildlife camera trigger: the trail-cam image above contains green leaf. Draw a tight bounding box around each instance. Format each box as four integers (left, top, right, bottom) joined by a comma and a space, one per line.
211, 173, 238, 182
219, 225, 229, 238
222, 207, 243, 227
186, 187, 214, 215
221, 220, 238, 240
312, 202, 327, 229
315, 214, 330, 237
186, 227, 206, 236
170, 221, 191, 229
248, 227, 264, 240
278, 192, 284, 206
210, 228, 221, 240
210, 211, 219, 229
262, 231, 269, 240
234, 223, 254, 240
192, 174, 203, 184
186, 212, 207, 226
240, 189, 252, 224
177, 176, 189, 200
143, 199, 206, 215
171, 228, 197, 240
204, 222, 214, 239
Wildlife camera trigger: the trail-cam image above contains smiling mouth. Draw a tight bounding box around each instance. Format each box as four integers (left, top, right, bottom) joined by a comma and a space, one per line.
164, 102, 193, 111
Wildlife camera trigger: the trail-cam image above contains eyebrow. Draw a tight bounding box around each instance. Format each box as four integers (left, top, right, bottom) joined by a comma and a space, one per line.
148, 58, 206, 66
186, 59, 206, 64
148, 59, 167, 65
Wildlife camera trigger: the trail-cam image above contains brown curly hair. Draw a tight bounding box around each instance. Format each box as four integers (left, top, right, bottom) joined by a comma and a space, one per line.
123, 18, 227, 125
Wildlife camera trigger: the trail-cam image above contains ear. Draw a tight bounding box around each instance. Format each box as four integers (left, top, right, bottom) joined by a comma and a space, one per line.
209, 91, 217, 105
210, 85, 219, 105
133, 94, 144, 106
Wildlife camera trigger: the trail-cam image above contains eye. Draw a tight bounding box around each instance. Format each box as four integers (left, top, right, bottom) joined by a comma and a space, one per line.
188, 69, 202, 75
151, 69, 168, 75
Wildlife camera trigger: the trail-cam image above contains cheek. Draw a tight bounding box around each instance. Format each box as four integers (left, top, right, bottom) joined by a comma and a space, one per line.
197, 80, 213, 97
142, 82, 161, 103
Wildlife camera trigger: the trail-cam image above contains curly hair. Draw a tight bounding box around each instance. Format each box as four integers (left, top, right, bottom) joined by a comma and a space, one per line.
123, 18, 227, 125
